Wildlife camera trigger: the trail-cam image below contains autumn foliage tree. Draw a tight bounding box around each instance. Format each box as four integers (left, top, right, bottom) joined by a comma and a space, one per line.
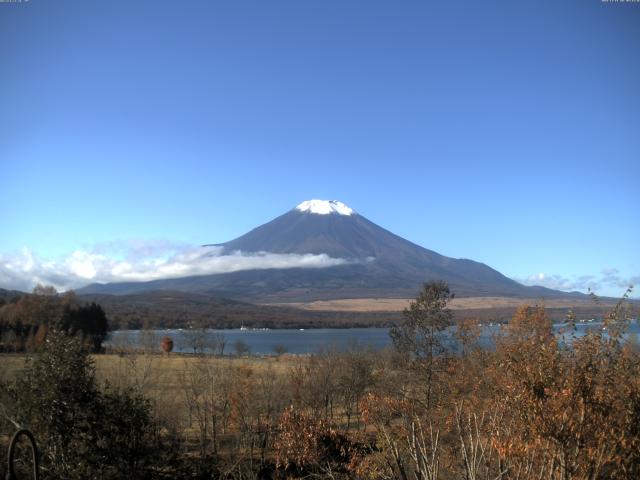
0, 286, 108, 352
160, 336, 174, 353
274, 405, 368, 477
359, 287, 639, 480
490, 300, 640, 480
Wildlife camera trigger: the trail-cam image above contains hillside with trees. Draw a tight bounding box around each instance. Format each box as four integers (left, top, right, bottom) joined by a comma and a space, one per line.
0, 286, 108, 352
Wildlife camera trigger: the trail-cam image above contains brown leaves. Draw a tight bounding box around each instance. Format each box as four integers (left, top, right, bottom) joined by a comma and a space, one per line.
273, 405, 366, 473
488, 302, 640, 479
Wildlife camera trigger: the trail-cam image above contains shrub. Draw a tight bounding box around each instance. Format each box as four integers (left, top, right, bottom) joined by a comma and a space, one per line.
6, 330, 157, 479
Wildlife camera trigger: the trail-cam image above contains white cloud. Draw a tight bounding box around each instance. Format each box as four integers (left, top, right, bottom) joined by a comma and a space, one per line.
518, 269, 638, 297
0, 243, 352, 292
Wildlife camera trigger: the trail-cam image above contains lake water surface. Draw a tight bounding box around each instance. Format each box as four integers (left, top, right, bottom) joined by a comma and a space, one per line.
107, 319, 640, 355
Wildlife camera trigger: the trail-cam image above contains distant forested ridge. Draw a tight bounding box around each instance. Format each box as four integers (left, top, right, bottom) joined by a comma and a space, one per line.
0, 286, 625, 334
0, 286, 108, 352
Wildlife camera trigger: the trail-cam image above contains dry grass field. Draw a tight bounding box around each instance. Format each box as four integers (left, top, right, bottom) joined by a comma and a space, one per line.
1, 352, 299, 386
265, 295, 620, 312
1, 352, 304, 452
0, 351, 311, 475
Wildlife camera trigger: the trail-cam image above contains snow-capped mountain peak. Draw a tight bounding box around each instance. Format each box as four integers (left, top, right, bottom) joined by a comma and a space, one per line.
295, 200, 355, 216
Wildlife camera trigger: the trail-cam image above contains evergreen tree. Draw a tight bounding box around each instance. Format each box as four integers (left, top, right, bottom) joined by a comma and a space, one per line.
390, 280, 453, 409
57, 302, 108, 352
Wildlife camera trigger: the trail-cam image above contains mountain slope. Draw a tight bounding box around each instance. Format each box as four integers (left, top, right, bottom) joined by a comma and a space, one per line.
80, 200, 575, 301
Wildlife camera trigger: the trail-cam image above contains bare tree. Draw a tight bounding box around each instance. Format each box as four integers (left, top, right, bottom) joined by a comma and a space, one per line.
180, 327, 208, 355
207, 332, 227, 356
233, 339, 250, 357
272, 344, 287, 357
139, 328, 159, 353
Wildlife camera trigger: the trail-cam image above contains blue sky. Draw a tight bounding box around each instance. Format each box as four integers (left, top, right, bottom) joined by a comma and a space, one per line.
0, 0, 638, 297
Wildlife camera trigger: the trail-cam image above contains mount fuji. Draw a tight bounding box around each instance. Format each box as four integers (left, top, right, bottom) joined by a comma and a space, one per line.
79, 200, 572, 301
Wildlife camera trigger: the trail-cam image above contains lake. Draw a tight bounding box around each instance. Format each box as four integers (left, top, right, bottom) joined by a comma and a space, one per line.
106, 318, 640, 355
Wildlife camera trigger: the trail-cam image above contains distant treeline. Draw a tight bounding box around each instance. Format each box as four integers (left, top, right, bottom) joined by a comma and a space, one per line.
0, 286, 626, 336
0, 285, 108, 352
81, 290, 623, 331
78, 291, 403, 330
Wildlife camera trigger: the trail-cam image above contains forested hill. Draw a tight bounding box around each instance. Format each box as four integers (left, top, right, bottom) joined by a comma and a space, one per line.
0, 288, 22, 303
0, 287, 108, 352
